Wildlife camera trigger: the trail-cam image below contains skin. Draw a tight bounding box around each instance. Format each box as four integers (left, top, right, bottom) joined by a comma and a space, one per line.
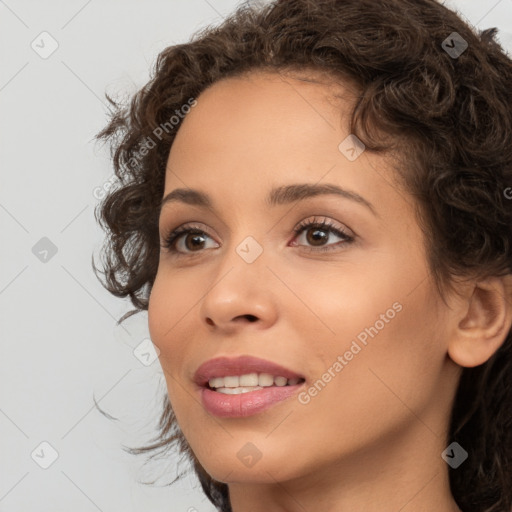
147, 70, 512, 512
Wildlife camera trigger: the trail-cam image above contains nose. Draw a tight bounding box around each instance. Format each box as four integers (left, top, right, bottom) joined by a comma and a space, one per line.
199, 249, 279, 334
205, 313, 258, 326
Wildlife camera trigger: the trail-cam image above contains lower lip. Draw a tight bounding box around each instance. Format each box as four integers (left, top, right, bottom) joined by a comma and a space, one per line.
200, 384, 304, 418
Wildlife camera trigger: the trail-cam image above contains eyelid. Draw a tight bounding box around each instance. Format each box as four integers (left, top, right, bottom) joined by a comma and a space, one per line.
293, 215, 355, 238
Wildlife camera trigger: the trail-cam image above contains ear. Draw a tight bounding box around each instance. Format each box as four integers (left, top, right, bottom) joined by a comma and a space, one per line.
448, 275, 512, 368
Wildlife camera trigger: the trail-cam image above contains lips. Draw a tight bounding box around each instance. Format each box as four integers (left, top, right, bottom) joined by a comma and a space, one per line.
193, 355, 305, 387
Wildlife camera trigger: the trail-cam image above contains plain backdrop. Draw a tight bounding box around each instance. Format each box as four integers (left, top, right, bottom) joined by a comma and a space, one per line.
1, 1, 511, 511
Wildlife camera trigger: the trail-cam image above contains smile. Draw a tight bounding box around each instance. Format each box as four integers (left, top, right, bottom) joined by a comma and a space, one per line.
208, 373, 303, 394
193, 355, 307, 417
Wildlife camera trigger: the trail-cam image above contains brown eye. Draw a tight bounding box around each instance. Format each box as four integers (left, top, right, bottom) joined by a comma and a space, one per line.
162, 225, 218, 254
181, 231, 208, 251
292, 217, 354, 253
304, 226, 330, 246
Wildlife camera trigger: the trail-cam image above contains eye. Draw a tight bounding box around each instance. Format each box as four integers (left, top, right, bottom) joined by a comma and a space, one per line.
161, 223, 218, 255
160, 216, 354, 256
291, 216, 354, 253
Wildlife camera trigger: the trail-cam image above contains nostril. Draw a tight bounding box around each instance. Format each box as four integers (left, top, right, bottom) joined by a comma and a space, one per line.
245, 315, 258, 322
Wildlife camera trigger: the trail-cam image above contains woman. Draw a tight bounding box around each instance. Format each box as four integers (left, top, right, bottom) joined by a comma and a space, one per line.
94, 0, 512, 510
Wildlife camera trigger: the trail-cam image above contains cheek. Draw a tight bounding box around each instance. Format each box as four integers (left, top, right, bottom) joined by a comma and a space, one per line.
147, 276, 172, 353
289, 261, 447, 440
330, 274, 447, 403
147, 271, 193, 383
311, 285, 446, 429
148, 265, 202, 342
268, 304, 445, 479
147, 276, 200, 435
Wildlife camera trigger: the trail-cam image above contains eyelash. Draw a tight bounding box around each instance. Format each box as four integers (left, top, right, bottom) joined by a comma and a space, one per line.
161, 217, 355, 256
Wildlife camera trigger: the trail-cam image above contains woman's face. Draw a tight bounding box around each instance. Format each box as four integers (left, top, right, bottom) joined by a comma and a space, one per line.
148, 71, 461, 486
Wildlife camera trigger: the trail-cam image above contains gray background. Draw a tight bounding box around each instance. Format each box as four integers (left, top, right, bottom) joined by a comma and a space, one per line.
1, 1, 511, 511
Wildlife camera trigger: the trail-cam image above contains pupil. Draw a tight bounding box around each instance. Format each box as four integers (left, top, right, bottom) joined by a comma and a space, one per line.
187, 233, 205, 250
308, 228, 327, 245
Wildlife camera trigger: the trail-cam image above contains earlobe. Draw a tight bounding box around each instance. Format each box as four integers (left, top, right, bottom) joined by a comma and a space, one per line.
448, 275, 512, 368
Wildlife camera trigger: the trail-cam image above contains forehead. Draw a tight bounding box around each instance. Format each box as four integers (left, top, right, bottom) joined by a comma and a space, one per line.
163, 70, 410, 224
183, 68, 359, 127
166, 70, 364, 174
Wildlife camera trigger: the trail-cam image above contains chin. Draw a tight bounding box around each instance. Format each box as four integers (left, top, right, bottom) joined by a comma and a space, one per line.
196, 449, 302, 485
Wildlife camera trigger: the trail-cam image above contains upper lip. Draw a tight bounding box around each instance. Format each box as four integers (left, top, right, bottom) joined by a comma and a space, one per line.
193, 355, 305, 387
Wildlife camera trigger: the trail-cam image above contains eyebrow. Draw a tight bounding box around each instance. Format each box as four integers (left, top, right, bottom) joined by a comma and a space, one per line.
160, 183, 377, 216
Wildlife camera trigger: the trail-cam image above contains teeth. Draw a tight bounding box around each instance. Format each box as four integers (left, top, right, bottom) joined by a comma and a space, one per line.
208, 373, 303, 389
259, 373, 274, 387
239, 373, 259, 386
223, 375, 239, 387
210, 377, 224, 388
216, 386, 263, 395
274, 376, 287, 386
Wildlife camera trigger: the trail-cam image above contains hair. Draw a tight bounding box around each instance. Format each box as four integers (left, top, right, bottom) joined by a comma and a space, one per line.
92, 0, 512, 511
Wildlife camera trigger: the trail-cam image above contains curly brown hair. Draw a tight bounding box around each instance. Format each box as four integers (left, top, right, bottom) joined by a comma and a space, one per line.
93, 0, 512, 510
